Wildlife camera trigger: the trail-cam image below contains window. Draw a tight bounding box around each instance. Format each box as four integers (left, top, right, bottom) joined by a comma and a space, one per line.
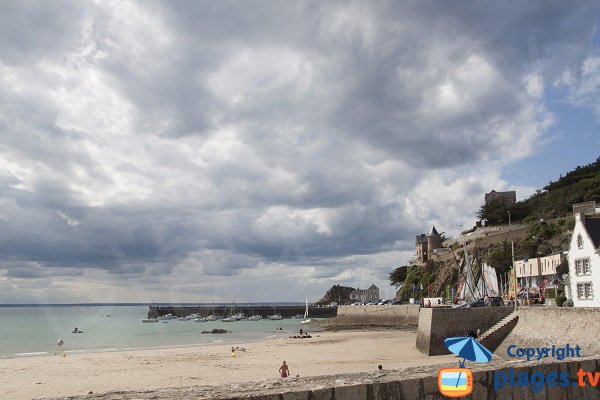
583, 259, 591, 275
575, 258, 591, 275
577, 283, 593, 300
577, 234, 584, 250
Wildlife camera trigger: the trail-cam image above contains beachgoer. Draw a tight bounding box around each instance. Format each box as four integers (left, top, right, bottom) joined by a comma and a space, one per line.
427, 300, 431, 308
231, 347, 236, 358
420, 299, 424, 307
279, 361, 290, 378
299, 328, 303, 336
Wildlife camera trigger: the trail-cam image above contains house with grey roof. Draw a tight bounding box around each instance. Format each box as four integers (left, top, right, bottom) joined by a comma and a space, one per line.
568, 212, 600, 307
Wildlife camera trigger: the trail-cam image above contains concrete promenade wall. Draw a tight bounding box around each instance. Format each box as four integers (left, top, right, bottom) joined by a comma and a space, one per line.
416, 307, 514, 355
337, 305, 420, 325
497, 307, 600, 356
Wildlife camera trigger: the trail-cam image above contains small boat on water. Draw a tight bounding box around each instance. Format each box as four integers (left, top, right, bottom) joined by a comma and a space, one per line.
157, 314, 176, 320
142, 318, 159, 323
269, 314, 283, 320
205, 314, 218, 321
233, 313, 245, 320
301, 297, 312, 324
248, 315, 262, 321
222, 317, 236, 322
194, 317, 207, 322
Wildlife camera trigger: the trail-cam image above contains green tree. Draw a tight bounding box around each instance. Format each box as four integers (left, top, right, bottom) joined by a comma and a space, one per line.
389, 265, 408, 287
485, 240, 513, 274
476, 198, 509, 225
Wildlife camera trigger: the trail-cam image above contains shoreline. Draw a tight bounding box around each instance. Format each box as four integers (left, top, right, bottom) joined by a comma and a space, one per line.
0, 330, 456, 400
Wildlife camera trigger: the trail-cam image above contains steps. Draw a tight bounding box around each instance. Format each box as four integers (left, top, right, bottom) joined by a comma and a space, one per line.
479, 310, 519, 340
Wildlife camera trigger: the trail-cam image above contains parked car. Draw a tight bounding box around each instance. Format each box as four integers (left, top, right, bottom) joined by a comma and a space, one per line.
469, 297, 504, 307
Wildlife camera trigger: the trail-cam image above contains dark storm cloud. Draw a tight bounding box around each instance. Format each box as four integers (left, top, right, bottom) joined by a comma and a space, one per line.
0, 0, 599, 298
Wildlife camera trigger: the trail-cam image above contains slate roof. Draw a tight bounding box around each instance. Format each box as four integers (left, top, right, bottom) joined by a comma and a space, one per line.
429, 225, 440, 236
584, 217, 600, 249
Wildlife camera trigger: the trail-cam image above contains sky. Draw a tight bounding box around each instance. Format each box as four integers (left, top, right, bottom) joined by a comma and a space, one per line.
1, 1, 599, 304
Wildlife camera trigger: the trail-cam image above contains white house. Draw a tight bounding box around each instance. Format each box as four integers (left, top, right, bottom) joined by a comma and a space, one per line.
568, 213, 600, 307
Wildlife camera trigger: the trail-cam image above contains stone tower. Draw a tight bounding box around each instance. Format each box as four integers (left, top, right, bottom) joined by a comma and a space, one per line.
427, 225, 442, 255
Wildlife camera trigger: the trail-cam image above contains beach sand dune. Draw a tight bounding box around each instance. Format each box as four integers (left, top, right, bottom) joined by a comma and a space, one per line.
0, 330, 455, 400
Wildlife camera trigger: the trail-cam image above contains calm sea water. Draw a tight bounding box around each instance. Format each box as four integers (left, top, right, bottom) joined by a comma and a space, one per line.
0, 305, 313, 358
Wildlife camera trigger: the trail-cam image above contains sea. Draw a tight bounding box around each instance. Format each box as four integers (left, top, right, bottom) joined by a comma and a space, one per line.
0, 305, 314, 359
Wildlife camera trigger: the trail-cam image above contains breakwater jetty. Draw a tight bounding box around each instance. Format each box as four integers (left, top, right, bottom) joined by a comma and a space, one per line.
147, 305, 337, 319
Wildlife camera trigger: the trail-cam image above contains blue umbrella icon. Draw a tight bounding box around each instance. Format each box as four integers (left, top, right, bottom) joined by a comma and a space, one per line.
444, 336, 493, 387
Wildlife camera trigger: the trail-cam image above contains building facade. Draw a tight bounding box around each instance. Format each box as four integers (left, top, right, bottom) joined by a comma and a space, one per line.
349, 284, 381, 302
568, 213, 600, 307
415, 226, 443, 262
485, 190, 516, 206
515, 253, 565, 290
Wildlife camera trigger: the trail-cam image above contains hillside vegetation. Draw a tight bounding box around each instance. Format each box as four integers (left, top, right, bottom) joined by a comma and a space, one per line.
392, 156, 599, 300
478, 156, 600, 225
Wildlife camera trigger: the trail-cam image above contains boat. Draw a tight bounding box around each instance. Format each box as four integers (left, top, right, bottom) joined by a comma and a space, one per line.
300, 297, 312, 324
248, 315, 262, 321
222, 316, 236, 322
205, 314, 218, 321
141, 318, 159, 323
157, 314, 176, 320
269, 314, 283, 320
233, 312, 245, 320
194, 317, 207, 322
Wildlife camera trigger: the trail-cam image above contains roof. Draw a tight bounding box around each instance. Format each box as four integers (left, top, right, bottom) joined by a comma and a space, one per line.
368, 284, 378, 290
428, 225, 440, 236
584, 217, 600, 249
416, 234, 428, 243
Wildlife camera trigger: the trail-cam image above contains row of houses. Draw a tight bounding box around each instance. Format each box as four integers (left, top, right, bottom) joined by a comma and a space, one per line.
513, 201, 600, 307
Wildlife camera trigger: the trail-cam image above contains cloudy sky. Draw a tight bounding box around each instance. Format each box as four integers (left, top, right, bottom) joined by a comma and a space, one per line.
1, 1, 599, 304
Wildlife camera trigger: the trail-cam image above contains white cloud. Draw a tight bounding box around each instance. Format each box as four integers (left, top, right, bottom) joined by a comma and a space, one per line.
0, 1, 597, 302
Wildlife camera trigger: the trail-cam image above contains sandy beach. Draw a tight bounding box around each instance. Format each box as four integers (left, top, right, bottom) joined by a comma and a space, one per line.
0, 330, 456, 400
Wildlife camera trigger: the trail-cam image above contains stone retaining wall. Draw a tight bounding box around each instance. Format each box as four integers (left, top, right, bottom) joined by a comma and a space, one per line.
416, 307, 514, 355
337, 305, 420, 326
497, 307, 600, 356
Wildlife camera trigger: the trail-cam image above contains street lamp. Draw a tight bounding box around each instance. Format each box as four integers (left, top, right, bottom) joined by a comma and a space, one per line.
532, 236, 555, 255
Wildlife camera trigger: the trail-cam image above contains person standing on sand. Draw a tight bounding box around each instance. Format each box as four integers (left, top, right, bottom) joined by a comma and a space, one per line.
279, 361, 290, 378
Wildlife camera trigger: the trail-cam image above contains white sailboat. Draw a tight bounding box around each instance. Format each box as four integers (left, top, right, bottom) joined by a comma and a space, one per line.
300, 297, 312, 324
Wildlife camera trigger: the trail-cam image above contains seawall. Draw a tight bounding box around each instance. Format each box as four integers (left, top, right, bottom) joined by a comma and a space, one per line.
497, 307, 600, 356
336, 305, 420, 324
148, 305, 337, 319
416, 307, 514, 355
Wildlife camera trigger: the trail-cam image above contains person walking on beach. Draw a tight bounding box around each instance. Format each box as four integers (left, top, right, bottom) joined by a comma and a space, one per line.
279, 360, 290, 378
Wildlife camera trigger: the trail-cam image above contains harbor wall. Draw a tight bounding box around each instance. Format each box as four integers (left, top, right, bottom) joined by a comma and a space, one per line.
336, 305, 420, 326
148, 305, 337, 319
496, 307, 600, 356
416, 307, 514, 356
